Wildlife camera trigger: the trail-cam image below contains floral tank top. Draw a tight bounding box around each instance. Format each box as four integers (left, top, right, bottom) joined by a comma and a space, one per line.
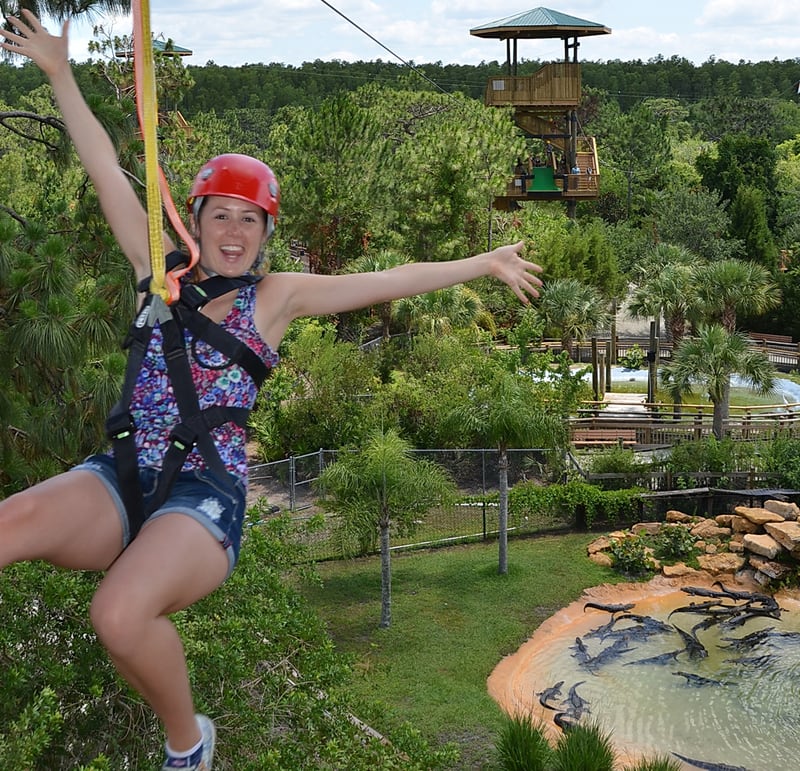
127, 282, 279, 483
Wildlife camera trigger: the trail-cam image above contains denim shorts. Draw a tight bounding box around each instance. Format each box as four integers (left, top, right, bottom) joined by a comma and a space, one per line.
73, 453, 246, 578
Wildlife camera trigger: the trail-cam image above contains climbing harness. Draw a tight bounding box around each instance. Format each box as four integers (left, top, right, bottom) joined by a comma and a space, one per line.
106, 1, 276, 538
106, 253, 270, 538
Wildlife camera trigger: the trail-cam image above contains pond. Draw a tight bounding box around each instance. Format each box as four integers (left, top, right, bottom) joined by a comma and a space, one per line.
488, 577, 800, 771
596, 366, 800, 406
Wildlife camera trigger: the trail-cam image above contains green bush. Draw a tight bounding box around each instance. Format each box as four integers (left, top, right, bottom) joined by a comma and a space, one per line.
652, 523, 698, 562
495, 712, 553, 771
619, 343, 646, 370
765, 436, 800, 488
588, 447, 650, 491
553, 720, 616, 771
666, 436, 761, 487
509, 480, 643, 530
609, 534, 656, 577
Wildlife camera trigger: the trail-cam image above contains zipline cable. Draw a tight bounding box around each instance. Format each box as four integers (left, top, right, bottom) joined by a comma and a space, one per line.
317, 0, 450, 96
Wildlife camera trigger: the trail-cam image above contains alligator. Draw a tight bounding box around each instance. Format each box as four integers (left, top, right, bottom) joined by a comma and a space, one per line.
671, 751, 752, 770
536, 680, 564, 710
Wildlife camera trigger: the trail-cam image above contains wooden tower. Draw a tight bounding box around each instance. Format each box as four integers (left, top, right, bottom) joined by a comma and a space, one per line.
470, 7, 611, 214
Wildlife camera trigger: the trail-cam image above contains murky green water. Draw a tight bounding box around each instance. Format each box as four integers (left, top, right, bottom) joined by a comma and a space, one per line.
522, 589, 800, 770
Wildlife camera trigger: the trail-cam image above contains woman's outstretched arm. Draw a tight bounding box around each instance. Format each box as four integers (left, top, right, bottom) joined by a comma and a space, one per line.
271, 240, 543, 323
0, 10, 174, 280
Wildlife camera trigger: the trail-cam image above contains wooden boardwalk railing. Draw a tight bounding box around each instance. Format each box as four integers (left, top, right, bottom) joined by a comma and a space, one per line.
570, 406, 800, 448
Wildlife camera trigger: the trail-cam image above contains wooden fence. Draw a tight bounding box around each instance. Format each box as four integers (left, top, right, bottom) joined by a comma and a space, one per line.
542, 334, 800, 372
569, 407, 800, 449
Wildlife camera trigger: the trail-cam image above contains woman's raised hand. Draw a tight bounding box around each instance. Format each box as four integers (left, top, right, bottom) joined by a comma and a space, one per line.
487, 240, 544, 304
0, 10, 70, 78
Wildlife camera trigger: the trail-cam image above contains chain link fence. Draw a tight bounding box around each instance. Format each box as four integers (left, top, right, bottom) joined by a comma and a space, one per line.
247, 448, 558, 561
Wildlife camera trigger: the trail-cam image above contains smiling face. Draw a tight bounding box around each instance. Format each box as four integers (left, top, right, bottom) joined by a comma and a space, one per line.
194, 194, 269, 277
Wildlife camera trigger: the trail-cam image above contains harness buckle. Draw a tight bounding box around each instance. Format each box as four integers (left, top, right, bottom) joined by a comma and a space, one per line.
168, 422, 198, 453
106, 413, 137, 441
179, 283, 209, 311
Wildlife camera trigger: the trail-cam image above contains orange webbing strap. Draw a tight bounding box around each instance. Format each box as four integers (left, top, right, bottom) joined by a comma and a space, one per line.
132, 0, 199, 303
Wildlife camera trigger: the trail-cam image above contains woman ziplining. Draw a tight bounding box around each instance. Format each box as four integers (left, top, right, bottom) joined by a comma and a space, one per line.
0, 10, 543, 770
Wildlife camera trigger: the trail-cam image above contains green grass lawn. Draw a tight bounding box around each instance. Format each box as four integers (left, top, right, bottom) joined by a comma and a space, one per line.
298, 533, 621, 769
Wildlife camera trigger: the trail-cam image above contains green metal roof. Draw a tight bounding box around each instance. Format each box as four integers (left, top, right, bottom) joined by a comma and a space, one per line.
115, 38, 193, 58
470, 7, 611, 40
152, 39, 192, 56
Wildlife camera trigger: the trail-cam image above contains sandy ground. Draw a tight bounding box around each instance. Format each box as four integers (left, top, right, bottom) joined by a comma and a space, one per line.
486, 573, 799, 770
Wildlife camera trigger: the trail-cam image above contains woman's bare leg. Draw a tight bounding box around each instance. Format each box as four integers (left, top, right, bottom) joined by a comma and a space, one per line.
0, 470, 124, 571
89, 513, 228, 752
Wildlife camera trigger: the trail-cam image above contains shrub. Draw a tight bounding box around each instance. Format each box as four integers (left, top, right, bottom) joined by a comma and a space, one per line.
765, 437, 800, 488
652, 523, 697, 562
553, 720, 616, 771
619, 343, 646, 370
609, 534, 656, 577
495, 712, 553, 771
666, 436, 760, 487
509, 481, 644, 530
588, 447, 649, 491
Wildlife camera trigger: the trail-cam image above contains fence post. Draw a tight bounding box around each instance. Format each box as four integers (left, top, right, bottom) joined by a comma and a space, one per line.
289, 455, 296, 512
482, 449, 488, 539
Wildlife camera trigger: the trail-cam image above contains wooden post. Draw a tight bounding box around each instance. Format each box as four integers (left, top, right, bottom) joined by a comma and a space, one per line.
605, 339, 613, 393
591, 336, 599, 402
610, 299, 617, 364
598, 349, 606, 395
647, 321, 657, 407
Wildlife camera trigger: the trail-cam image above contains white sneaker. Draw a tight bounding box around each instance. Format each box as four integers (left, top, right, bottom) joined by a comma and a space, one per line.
161, 714, 216, 770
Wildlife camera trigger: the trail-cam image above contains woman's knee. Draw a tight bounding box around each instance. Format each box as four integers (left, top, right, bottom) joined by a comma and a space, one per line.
90, 584, 140, 656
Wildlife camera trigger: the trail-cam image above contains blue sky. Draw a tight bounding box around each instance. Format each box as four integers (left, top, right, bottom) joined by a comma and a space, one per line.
49, 1, 799, 68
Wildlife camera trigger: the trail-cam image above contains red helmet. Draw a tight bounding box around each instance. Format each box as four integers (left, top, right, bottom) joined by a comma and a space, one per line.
187, 154, 280, 221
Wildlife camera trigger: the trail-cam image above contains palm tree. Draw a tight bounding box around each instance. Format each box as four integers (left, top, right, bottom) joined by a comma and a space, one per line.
4, 1, 131, 23
693, 259, 780, 332
392, 284, 495, 338
446, 362, 567, 574
627, 243, 699, 345
346, 249, 409, 340
663, 324, 776, 439
536, 278, 610, 358
317, 428, 456, 628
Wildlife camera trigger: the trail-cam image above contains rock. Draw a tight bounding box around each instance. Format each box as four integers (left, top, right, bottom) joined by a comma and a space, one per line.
632, 522, 661, 536
587, 536, 613, 554
764, 521, 800, 557
666, 509, 693, 523
589, 551, 614, 568
690, 519, 731, 540
734, 506, 785, 526
697, 552, 746, 575
715, 514, 734, 527
764, 500, 800, 521
662, 562, 701, 578
748, 555, 793, 580
731, 515, 762, 534
742, 533, 784, 559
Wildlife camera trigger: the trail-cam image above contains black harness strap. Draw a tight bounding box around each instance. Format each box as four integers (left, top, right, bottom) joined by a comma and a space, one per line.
106, 253, 267, 539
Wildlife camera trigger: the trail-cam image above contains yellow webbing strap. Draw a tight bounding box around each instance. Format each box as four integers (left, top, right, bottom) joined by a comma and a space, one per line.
132, 0, 168, 301
132, 0, 199, 304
